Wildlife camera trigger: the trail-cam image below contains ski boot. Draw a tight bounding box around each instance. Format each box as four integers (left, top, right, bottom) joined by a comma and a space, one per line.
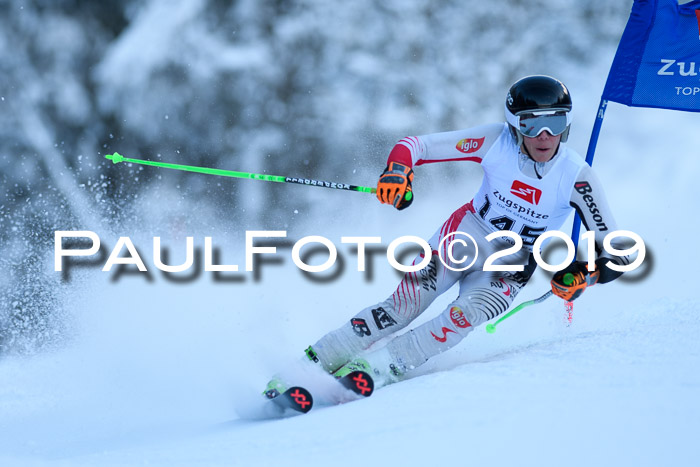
340, 348, 406, 389
262, 345, 322, 399
333, 358, 372, 379
262, 376, 288, 400
332, 358, 375, 397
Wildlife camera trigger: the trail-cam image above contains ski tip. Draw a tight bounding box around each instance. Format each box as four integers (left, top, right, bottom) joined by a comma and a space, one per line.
288, 386, 314, 413
339, 370, 374, 397
272, 386, 313, 414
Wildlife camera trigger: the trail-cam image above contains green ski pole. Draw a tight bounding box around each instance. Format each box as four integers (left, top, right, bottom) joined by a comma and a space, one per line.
485, 273, 574, 334
105, 152, 412, 201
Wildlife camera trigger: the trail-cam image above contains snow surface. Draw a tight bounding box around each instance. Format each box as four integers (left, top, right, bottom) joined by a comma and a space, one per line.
2, 6, 700, 467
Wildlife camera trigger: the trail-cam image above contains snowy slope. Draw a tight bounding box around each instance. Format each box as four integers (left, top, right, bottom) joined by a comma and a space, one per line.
1, 292, 698, 467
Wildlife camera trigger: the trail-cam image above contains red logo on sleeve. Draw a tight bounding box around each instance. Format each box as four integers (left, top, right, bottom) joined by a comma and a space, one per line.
510, 180, 542, 205
456, 137, 485, 154
696, 9, 700, 39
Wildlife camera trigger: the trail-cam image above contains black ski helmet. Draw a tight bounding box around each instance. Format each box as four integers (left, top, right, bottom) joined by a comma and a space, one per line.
505, 75, 572, 144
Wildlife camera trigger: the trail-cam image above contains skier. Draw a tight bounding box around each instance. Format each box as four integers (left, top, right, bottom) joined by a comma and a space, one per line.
265, 75, 631, 396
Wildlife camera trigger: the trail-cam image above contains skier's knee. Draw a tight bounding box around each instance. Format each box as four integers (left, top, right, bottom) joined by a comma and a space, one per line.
453, 291, 509, 328
441, 304, 475, 337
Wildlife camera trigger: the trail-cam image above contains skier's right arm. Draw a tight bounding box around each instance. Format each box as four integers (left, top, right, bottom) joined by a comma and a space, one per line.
377, 123, 504, 209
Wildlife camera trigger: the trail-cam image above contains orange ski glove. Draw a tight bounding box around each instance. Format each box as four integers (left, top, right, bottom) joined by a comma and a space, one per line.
376, 162, 414, 210
551, 261, 600, 301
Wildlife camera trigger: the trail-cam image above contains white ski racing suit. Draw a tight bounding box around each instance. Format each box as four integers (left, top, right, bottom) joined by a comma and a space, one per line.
311, 122, 631, 385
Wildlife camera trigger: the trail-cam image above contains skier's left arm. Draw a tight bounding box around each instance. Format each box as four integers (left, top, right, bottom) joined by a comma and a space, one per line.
551, 165, 632, 301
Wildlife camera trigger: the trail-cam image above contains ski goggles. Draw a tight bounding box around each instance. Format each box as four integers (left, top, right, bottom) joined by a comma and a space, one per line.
505, 106, 572, 138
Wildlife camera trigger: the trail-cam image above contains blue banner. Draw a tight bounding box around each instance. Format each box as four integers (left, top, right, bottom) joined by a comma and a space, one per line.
603, 0, 700, 112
